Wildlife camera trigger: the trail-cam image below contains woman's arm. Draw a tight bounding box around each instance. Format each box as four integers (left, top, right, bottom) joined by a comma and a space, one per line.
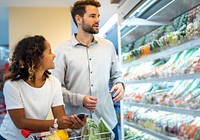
8, 108, 55, 132
52, 105, 86, 129
8, 105, 73, 132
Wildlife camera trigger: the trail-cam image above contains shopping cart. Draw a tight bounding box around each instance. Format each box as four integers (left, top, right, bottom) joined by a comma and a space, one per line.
21, 129, 50, 140
68, 131, 112, 140
22, 128, 112, 140
22, 114, 113, 140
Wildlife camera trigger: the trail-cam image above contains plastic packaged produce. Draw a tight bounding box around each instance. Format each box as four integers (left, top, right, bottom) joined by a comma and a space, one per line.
82, 117, 112, 140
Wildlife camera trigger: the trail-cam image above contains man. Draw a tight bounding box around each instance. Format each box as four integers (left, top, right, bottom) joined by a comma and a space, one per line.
52, 0, 125, 135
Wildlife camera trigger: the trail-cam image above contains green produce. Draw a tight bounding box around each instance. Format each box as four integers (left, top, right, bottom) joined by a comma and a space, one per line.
82, 118, 100, 140
82, 118, 111, 140
98, 118, 111, 138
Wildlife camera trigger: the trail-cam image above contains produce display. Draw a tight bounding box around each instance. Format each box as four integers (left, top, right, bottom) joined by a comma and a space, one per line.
122, 5, 200, 63
124, 125, 159, 140
123, 106, 200, 140
123, 47, 200, 81
122, 4, 200, 140
124, 79, 200, 109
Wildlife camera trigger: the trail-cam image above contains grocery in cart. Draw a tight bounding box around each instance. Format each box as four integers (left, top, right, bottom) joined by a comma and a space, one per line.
22, 117, 113, 140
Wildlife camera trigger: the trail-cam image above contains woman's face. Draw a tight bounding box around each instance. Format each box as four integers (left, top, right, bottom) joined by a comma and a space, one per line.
40, 40, 55, 71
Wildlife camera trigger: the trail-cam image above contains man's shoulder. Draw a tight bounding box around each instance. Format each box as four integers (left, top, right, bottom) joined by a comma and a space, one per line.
58, 40, 72, 48
55, 40, 73, 52
95, 36, 113, 45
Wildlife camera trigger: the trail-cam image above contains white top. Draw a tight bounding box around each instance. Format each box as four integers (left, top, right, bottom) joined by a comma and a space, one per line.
0, 75, 64, 140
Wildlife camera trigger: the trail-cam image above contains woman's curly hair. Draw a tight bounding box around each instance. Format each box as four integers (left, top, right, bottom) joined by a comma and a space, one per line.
4, 35, 50, 83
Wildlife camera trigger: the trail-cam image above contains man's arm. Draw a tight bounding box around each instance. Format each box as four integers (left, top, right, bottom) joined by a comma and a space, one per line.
51, 51, 85, 106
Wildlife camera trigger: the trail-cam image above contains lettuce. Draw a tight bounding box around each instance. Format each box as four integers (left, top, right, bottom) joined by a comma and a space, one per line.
82, 118, 111, 140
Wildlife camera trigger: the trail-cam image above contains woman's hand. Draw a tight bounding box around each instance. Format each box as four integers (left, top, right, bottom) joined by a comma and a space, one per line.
70, 114, 86, 129
57, 114, 86, 129
57, 116, 73, 129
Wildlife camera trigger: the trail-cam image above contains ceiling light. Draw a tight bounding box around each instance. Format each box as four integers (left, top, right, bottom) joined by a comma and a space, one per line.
129, 0, 159, 18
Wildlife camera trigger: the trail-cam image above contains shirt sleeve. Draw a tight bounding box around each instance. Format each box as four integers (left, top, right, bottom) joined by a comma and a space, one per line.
109, 43, 125, 86
51, 50, 85, 106
51, 76, 65, 107
3, 81, 24, 110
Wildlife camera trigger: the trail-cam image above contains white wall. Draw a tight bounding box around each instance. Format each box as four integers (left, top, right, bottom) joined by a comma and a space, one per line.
9, 7, 72, 119
9, 7, 72, 55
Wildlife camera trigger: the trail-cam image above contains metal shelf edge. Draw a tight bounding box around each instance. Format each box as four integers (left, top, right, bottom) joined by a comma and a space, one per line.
125, 73, 200, 84
123, 101, 200, 117
124, 121, 177, 140
122, 38, 200, 68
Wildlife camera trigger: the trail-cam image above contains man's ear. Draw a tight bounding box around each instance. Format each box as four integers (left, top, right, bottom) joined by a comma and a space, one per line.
75, 15, 82, 26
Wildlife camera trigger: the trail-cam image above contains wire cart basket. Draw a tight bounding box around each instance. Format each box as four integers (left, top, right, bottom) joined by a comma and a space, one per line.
68, 131, 112, 140
22, 129, 112, 140
22, 115, 113, 140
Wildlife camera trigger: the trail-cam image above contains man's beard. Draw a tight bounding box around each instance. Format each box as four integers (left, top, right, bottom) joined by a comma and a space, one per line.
82, 20, 99, 34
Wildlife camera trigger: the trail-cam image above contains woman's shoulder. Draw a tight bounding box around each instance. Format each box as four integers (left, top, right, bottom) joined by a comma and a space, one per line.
46, 75, 61, 89
3, 79, 24, 90
48, 75, 61, 83
4, 79, 22, 86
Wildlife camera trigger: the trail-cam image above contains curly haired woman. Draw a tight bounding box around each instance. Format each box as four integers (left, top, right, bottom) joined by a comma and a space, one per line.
0, 35, 86, 140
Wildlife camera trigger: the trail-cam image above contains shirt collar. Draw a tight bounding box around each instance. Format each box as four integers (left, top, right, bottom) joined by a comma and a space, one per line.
71, 33, 98, 47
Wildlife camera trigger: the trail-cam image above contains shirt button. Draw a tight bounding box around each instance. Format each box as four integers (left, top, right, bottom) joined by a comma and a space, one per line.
91, 84, 93, 87
90, 71, 93, 74
89, 58, 92, 60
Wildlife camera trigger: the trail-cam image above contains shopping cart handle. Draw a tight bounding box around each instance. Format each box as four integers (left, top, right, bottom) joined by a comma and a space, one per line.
21, 129, 34, 138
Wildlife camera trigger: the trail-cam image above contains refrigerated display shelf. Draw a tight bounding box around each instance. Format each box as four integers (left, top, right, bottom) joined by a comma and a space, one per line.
124, 101, 200, 117
124, 121, 177, 140
125, 72, 200, 84
120, 2, 200, 139
123, 37, 200, 67
121, 0, 200, 47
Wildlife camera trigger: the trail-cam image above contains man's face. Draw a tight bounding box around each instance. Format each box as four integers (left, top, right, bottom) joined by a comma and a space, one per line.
81, 5, 100, 34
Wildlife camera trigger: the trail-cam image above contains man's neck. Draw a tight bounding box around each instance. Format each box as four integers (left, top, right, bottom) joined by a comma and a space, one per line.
76, 32, 94, 46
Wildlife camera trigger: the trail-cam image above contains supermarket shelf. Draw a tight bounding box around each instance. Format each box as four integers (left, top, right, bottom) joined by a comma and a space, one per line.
124, 121, 177, 140
124, 101, 200, 117
121, 0, 200, 47
123, 38, 200, 68
125, 72, 200, 84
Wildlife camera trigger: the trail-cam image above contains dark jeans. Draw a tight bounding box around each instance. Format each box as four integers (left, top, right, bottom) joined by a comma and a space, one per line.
0, 135, 6, 140
112, 124, 120, 140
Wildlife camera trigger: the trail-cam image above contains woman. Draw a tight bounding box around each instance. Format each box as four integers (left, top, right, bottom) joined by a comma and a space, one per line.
0, 35, 86, 140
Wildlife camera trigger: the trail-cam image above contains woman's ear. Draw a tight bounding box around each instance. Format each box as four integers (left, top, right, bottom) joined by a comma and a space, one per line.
19, 60, 25, 68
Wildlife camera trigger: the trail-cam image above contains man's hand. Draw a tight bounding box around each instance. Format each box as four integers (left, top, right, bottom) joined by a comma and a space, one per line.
83, 96, 98, 111
109, 83, 125, 102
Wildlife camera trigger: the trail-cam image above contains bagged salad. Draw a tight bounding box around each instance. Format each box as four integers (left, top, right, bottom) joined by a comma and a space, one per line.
82, 117, 113, 140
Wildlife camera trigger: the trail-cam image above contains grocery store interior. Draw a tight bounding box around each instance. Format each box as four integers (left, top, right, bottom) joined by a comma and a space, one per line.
1, 0, 200, 139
